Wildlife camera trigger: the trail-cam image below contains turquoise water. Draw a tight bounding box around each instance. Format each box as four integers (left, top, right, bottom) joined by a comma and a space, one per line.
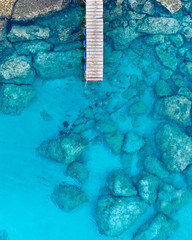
0, 0, 192, 239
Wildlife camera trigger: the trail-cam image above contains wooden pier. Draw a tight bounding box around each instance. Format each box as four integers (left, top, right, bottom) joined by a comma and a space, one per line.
85, 0, 103, 81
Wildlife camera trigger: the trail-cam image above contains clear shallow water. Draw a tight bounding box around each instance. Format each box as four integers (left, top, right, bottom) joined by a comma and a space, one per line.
0, 49, 192, 239
0, 1, 192, 239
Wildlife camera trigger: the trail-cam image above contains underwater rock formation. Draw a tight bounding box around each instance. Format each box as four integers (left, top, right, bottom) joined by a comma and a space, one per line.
104, 131, 124, 155
156, 0, 182, 14
8, 25, 50, 42
107, 169, 137, 197
52, 183, 88, 211
184, 165, 192, 188
0, 84, 35, 115
66, 161, 89, 184
38, 135, 86, 164
128, 100, 148, 116
96, 195, 148, 237
0, 55, 35, 84
156, 124, 192, 172
144, 156, 169, 179
138, 17, 180, 34
123, 131, 145, 153
34, 50, 82, 80
136, 172, 159, 204
133, 214, 178, 240
154, 96, 192, 127
156, 183, 191, 215
154, 80, 172, 97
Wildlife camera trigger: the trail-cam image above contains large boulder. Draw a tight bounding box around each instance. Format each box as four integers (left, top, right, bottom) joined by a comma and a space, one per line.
0, 84, 35, 115
104, 131, 124, 155
156, 0, 182, 14
107, 169, 137, 197
156, 183, 191, 215
52, 183, 88, 211
12, 0, 71, 20
7, 24, 50, 42
138, 17, 180, 34
37, 135, 86, 164
34, 50, 82, 80
156, 124, 192, 172
0, 55, 35, 84
154, 96, 192, 127
96, 195, 148, 237
133, 214, 178, 240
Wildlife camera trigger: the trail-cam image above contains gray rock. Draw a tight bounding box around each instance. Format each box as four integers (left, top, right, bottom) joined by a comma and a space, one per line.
156, 183, 191, 215
0, 0, 16, 18
107, 169, 137, 197
0, 55, 35, 84
156, 43, 177, 71
127, 0, 146, 10
154, 96, 192, 127
8, 25, 50, 42
12, 0, 70, 20
34, 50, 81, 80
38, 135, 86, 164
133, 214, 178, 240
138, 17, 180, 34
156, 0, 182, 14
66, 162, 89, 184
156, 124, 192, 172
52, 183, 88, 211
0, 84, 35, 115
96, 195, 148, 237
123, 131, 145, 153
142, 0, 155, 15
144, 156, 169, 179
137, 172, 159, 204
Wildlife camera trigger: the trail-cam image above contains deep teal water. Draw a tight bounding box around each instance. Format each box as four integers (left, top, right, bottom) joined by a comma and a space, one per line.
0, 1, 192, 240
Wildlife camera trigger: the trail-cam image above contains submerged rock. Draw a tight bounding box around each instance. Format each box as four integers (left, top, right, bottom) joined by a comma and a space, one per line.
34, 50, 81, 80
156, 0, 182, 14
104, 131, 124, 155
0, 84, 35, 115
156, 183, 191, 215
156, 124, 192, 172
154, 80, 172, 97
52, 183, 88, 211
128, 100, 148, 116
97, 120, 117, 134
136, 172, 159, 204
96, 195, 148, 237
0, 55, 35, 84
8, 25, 50, 42
66, 161, 89, 184
184, 165, 192, 188
154, 96, 192, 127
123, 131, 145, 153
107, 169, 137, 197
144, 156, 169, 179
138, 17, 180, 34
156, 43, 177, 71
37, 135, 86, 164
133, 214, 178, 240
